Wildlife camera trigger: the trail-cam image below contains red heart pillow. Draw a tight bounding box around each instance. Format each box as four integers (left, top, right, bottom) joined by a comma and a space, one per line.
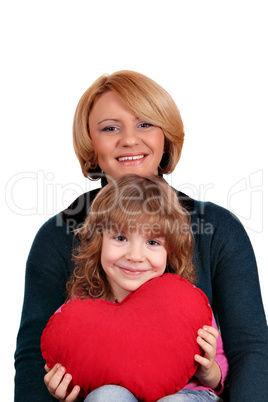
41, 274, 212, 401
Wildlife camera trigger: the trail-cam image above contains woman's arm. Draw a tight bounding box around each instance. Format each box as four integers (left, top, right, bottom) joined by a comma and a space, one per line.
14, 214, 75, 402
201, 202, 268, 401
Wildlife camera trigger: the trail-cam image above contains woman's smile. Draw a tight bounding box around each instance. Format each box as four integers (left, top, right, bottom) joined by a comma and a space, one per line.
116, 153, 147, 163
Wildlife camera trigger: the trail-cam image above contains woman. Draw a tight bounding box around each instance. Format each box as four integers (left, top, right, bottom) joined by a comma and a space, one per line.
14, 71, 268, 402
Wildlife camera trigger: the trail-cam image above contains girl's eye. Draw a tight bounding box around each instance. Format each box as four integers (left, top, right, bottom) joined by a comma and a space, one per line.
114, 235, 127, 242
147, 239, 160, 246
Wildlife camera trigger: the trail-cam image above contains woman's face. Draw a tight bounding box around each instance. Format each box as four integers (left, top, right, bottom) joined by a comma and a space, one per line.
88, 91, 165, 179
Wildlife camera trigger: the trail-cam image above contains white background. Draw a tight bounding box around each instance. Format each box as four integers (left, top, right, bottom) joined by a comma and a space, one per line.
1, 1, 267, 399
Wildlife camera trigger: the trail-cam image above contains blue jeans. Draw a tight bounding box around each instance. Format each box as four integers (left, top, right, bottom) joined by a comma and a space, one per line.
84, 385, 223, 401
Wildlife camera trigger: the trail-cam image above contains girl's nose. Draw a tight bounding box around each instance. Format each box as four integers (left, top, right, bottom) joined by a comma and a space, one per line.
125, 242, 145, 262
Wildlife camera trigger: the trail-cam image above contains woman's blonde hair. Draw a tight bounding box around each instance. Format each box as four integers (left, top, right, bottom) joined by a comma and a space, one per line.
67, 175, 195, 301
73, 70, 185, 179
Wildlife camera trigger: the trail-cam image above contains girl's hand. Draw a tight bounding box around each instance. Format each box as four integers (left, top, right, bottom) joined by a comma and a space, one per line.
194, 325, 221, 390
44, 364, 80, 402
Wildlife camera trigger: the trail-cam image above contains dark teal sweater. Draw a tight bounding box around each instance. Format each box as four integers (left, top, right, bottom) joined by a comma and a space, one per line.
14, 187, 268, 402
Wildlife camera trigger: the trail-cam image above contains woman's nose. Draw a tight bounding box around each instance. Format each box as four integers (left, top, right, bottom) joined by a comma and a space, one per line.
120, 127, 140, 147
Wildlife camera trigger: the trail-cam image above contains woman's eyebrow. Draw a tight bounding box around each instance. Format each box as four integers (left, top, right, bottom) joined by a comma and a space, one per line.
97, 117, 140, 125
97, 118, 120, 125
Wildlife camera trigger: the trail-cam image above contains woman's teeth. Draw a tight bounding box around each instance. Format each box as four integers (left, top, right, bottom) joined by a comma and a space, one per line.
117, 155, 145, 162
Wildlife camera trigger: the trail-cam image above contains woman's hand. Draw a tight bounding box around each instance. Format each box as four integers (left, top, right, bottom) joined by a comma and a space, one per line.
44, 364, 81, 402
194, 325, 221, 390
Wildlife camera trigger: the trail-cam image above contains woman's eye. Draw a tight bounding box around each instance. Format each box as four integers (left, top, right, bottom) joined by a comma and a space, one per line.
139, 122, 153, 128
102, 126, 118, 132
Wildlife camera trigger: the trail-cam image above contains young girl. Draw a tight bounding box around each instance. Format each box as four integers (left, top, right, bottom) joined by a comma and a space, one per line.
44, 174, 228, 402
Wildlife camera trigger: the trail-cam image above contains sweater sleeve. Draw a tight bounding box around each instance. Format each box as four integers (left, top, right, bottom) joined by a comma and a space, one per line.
14, 214, 75, 402
205, 203, 268, 402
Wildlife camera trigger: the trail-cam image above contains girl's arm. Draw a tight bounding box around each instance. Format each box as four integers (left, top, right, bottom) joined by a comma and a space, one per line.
194, 325, 222, 390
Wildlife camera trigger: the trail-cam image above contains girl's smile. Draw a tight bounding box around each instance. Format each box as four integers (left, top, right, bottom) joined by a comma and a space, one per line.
118, 267, 149, 275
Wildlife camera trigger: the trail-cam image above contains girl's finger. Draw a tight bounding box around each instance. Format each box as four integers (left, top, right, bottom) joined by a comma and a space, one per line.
45, 365, 66, 392
197, 328, 217, 348
44, 364, 51, 373
53, 373, 73, 400
201, 325, 219, 339
194, 353, 210, 368
44, 364, 62, 385
65, 385, 81, 402
197, 335, 214, 356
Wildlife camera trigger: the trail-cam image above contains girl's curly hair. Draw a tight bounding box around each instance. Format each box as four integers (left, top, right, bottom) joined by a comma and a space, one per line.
67, 175, 196, 301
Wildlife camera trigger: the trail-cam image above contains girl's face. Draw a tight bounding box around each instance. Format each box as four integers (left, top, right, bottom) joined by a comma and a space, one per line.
88, 91, 165, 179
101, 229, 167, 301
